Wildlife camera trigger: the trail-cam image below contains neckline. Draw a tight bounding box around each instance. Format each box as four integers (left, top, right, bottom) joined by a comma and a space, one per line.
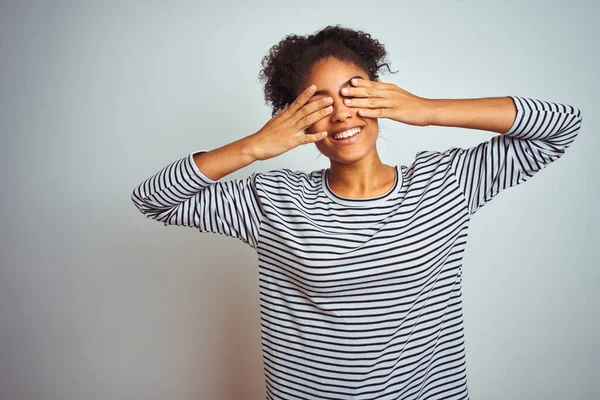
321, 166, 402, 207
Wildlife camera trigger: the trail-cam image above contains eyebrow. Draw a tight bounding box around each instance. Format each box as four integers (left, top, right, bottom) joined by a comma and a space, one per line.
312, 76, 364, 97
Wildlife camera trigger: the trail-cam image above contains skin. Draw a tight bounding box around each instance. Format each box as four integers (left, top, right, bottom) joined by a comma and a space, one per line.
302, 57, 398, 198
192, 56, 517, 198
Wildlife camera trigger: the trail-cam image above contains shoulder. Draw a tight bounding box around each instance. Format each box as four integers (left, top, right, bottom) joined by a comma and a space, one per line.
401, 148, 459, 182
254, 168, 324, 191
412, 148, 455, 168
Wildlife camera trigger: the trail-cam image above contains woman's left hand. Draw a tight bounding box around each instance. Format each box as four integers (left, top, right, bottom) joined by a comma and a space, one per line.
341, 78, 434, 127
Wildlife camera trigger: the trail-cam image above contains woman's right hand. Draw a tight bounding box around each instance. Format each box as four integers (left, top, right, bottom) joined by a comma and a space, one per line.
249, 85, 333, 161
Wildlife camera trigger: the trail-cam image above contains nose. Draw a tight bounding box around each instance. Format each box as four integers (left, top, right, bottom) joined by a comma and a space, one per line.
331, 97, 353, 122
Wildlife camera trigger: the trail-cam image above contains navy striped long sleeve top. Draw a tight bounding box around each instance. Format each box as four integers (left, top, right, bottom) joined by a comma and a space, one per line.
131, 96, 582, 399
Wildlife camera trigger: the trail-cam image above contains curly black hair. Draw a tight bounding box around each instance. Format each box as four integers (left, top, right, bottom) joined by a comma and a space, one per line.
259, 25, 394, 116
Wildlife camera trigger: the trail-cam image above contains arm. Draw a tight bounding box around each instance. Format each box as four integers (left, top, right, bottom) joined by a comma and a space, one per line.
191, 135, 257, 181
441, 96, 582, 214
340, 78, 581, 138
427, 96, 517, 134
339, 80, 583, 214
193, 84, 332, 181
131, 85, 334, 246
131, 150, 265, 247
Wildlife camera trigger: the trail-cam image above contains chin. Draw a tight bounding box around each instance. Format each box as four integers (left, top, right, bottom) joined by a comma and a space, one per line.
317, 146, 376, 165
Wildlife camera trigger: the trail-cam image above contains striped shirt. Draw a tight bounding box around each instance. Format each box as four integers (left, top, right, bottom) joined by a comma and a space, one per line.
131, 96, 582, 399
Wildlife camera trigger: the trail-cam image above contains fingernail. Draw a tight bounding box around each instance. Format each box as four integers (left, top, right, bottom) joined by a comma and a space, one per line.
325, 106, 333, 112
341, 88, 349, 95
344, 99, 351, 105
324, 97, 332, 104
309, 85, 316, 91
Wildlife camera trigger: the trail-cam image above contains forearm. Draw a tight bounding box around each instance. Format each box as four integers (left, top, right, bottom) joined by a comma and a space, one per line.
427, 96, 517, 134
193, 135, 259, 181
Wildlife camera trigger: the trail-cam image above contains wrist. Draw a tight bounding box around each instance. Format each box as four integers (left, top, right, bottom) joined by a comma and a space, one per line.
424, 98, 440, 127
239, 134, 262, 163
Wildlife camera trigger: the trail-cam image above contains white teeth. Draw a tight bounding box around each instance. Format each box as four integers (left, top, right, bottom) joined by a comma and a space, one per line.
333, 127, 361, 140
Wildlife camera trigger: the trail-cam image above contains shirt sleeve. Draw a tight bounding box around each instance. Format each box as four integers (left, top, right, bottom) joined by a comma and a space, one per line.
447, 96, 583, 215
131, 151, 264, 249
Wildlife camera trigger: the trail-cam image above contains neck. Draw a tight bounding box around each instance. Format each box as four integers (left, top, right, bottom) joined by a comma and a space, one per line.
327, 150, 395, 198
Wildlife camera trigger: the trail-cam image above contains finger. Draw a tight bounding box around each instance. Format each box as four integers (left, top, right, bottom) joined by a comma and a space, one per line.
295, 105, 333, 130
350, 78, 390, 88
344, 97, 394, 109
299, 131, 328, 145
295, 95, 333, 119
342, 81, 394, 98
341, 86, 382, 98
288, 85, 317, 114
358, 108, 387, 118
275, 103, 289, 116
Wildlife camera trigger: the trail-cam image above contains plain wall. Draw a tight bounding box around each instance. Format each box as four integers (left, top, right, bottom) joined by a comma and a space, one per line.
1, 1, 598, 399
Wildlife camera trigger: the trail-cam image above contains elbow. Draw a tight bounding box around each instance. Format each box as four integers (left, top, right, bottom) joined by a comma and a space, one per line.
567, 103, 583, 129
554, 105, 583, 147
575, 106, 583, 129
130, 185, 157, 218
131, 189, 146, 216
130, 186, 177, 226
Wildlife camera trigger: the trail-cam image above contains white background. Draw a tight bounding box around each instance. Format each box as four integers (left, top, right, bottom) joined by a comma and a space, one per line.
1, 1, 598, 399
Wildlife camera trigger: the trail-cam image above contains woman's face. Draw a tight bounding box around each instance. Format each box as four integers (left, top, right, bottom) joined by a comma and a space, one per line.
303, 57, 379, 165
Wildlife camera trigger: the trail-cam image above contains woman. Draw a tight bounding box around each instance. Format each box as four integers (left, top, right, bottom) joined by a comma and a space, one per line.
132, 26, 582, 399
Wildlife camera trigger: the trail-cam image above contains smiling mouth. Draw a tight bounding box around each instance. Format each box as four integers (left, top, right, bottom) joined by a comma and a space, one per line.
332, 127, 362, 140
